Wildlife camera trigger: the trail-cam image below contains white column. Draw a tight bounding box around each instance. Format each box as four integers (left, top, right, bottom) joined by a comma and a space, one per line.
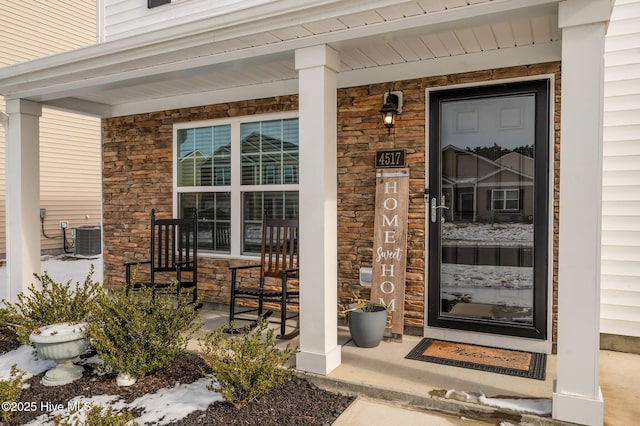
2, 99, 42, 302
553, 1, 611, 425
295, 44, 341, 375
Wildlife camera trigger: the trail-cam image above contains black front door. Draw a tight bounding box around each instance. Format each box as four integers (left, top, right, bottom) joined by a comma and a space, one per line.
428, 80, 550, 339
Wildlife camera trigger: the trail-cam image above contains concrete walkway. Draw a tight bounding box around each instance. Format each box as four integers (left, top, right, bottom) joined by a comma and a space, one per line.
333, 398, 488, 425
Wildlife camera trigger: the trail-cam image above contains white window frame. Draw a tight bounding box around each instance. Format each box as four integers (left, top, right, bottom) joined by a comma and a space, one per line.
173, 111, 299, 258
491, 188, 520, 211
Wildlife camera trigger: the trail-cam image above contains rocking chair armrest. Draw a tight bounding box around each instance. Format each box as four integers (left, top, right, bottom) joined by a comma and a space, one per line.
175, 260, 195, 276
280, 268, 299, 295
174, 260, 194, 268
229, 264, 261, 292
281, 268, 299, 279
124, 260, 151, 286
229, 264, 261, 271
124, 259, 151, 267
175, 260, 195, 280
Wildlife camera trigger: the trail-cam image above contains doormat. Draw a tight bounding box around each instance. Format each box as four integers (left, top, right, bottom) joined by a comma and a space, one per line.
405, 339, 546, 380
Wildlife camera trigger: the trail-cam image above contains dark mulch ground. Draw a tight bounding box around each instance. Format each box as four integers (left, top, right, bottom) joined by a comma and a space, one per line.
0, 327, 21, 354
1, 329, 354, 425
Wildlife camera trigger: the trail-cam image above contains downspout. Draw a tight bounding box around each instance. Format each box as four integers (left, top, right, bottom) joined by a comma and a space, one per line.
0, 111, 7, 127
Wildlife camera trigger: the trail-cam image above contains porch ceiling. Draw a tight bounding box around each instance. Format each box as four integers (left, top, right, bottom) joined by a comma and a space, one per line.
0, 0, 561, 117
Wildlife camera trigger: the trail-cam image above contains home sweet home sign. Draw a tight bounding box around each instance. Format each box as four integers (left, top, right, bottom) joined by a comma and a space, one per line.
370, 167, 409, 340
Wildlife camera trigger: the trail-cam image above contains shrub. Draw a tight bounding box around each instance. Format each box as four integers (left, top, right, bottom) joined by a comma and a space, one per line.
199, 319, 297, 405
0, 266, 102, 344
54, 404, 138, 426
86, 284, 201, 378
0, 364, 27, 422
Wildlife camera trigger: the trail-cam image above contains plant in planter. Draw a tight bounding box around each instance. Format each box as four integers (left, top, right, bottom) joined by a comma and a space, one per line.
343, 298, 389, 348
86, 283, 202, 386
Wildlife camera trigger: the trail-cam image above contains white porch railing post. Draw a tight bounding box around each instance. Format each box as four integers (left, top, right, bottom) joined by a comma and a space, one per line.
3, 99, 42, 302
553, 1, 611, 424
295, 44, 341, 375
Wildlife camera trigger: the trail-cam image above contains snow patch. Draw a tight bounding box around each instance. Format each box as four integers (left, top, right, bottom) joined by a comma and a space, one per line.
442, 264, 533, 289
129, 378, 223, 424
36, 322, 86, 337
478, 395, 552, 416
22, 378, 222, 425
444, 389, 551, 416
443, 222, 533, 247
1, 346, 224, 425
0, 345, 55, 380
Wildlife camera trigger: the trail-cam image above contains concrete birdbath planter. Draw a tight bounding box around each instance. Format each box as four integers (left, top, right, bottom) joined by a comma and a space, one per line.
29, 322, 88, 386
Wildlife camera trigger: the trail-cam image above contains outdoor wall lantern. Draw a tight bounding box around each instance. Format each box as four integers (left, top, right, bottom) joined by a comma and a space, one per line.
380, 89, 403, 134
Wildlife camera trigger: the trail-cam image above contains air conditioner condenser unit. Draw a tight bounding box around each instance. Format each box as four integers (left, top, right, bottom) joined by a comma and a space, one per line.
75, 225, 101, 257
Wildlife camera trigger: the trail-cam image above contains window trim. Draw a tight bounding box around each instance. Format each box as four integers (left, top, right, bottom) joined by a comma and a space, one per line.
173, 111, 299, 259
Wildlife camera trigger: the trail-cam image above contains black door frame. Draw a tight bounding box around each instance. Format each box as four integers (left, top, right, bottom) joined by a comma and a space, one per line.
427, 80, 550, 340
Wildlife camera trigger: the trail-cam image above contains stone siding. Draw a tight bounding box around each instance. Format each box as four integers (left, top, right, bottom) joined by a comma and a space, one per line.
102, 62, 560, 341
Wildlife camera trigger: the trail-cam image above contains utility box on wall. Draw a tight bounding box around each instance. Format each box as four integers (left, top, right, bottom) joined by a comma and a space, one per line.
75, 225, 101, 257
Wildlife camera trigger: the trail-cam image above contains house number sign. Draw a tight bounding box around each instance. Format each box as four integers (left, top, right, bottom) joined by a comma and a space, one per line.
370, 167, 409, 340
375, 149, 406, 168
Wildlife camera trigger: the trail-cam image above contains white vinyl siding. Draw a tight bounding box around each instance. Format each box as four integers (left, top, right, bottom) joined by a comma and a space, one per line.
0, 0, 101, 256
39, 109, 102, 253
0, 0, 96, 63
101, 0, 278, 41
602, 0, 640, 337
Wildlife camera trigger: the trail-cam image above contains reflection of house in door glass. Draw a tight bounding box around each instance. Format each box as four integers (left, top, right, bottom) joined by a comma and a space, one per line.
438, 93, 538, 327
441, 145, 533, 223
459, 192, 474, 220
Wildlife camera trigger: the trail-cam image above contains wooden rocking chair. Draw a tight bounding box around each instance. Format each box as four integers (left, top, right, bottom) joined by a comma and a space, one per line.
229, 214, 299, 339
124, 209, 200, 306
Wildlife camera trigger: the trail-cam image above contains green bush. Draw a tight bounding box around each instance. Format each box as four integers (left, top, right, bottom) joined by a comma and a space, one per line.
86, 284, 201, 378
0, 364, 27, 422
199, 319, 297, 405
0, 266, 102, 344
54, 404, 138, 426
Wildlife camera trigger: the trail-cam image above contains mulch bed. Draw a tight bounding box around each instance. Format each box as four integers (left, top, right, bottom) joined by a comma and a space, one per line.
0, 328, 21, 354
1, 329, 354, 425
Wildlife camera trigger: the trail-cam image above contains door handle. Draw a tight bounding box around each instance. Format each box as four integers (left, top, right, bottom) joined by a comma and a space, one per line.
430, 197, 449, 223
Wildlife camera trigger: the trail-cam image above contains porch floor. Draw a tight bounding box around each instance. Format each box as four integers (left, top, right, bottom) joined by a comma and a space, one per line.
193, 303, 640, 425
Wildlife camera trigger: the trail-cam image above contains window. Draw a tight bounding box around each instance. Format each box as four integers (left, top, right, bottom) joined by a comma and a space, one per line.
491, 189, 520, 211
175, 113, 299, 255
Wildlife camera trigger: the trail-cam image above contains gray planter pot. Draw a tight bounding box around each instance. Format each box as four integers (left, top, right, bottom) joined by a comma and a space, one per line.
348, 306, 387, 348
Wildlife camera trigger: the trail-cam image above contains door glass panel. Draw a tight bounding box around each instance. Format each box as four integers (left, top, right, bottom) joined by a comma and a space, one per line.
439, 94, 535, 326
